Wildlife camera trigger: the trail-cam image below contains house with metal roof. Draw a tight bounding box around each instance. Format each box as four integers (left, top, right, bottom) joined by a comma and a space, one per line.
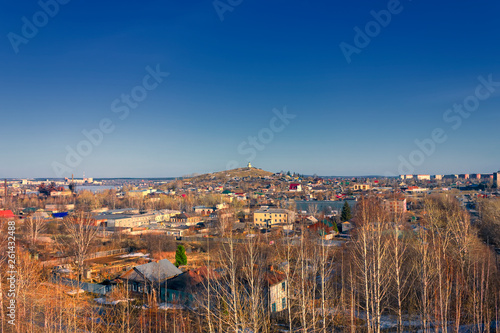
120, 259, 182, 301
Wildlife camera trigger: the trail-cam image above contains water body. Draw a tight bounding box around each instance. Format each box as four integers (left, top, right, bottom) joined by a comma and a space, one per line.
64, 185, 119, 193
295, 200, 356, 214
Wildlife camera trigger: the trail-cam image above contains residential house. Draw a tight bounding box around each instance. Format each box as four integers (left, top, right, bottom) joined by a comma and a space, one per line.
341, 221, 353, 233
171, 213, 202, 225
0, 210, 15, 219
162, 266, 219, 305
193, 206, 215, 216
164, 226, 189, 237
310, 185, 328, 192
120, 259, 183, 301
265, 270, 288, 313
308, 219, 338, 236
351, 184, 371, 191
234, 192, 247, 201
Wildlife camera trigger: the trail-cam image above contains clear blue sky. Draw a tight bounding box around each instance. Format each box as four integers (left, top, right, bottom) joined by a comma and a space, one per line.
1, 0, 500, 178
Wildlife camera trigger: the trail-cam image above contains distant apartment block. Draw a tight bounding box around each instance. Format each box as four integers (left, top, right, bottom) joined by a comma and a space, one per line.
383, 198, 407, 215
64, 177, 94, 184
401, 174, 431, 181
494, 171, 500, 188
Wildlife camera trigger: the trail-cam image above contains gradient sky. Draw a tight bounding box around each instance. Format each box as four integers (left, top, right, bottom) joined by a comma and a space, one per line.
1, 0, 500, 178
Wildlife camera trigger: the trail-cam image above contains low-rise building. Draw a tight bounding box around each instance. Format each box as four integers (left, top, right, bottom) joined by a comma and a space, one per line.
127, 188, 156, 198
193, 206, 215, 216
289, 183, 302, 191
265, 271, 288, 313
351, 184, 371, 191
253, 207, 292, 227
120, 259, 183, 301
171, 213, 202, 225
154, 209, 181, 222
98, 213, 156, 228
382, 198, 407, 215
45, 204, 75, 212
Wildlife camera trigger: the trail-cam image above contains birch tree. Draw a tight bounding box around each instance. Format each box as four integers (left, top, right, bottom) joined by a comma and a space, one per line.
23, 215, 46, 247
61, 212, 99, 279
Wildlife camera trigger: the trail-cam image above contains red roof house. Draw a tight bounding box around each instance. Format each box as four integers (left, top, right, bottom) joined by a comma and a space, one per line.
0, 210, 15, 218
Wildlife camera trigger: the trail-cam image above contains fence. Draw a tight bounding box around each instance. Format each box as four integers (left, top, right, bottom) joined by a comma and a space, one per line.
41, 247, 130, 267
51, 275, 116, 295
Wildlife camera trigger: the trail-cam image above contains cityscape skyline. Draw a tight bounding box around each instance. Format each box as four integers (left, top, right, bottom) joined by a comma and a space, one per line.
2, 2, 500, 331
1, 0, 500, 178
2, 168, 500, 181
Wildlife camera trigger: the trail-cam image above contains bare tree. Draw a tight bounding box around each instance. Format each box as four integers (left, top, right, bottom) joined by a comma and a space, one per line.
211, 229, 241, 332
389, 223, 412, 333
309, 203, 318, 218
24, 215, 46, 247
352, 197, 391, 333
242, 234, 266, 332
61, 212, 99, 279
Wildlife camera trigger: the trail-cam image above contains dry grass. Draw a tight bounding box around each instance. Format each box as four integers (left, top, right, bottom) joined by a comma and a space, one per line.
151, 250, 210, 269
187, 167, 273, 182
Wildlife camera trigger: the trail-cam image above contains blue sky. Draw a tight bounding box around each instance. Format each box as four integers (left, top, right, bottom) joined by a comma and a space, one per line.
1, 0, 500, 178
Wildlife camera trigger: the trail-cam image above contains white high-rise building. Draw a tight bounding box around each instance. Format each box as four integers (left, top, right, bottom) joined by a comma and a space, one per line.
494, 171, 500, 188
